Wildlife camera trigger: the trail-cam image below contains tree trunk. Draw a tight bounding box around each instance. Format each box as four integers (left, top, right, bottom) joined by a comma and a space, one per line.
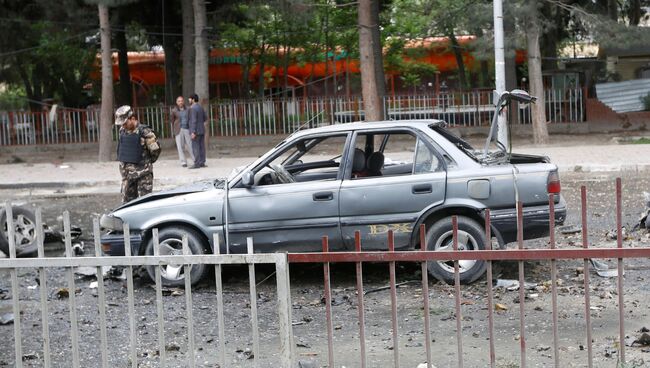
526, 8, 549, 145
115, 10, 132, 106
371, 0, 386, 100
163, 33, 181, 105
607, 0, 618, 21
193, 0, 209, 148
181, 0, 195, 98
358, 0, 384, 122
98, 4, 115, 162
629, 0, 641, 25
449, 33, 467, 89
193, 0, 209, 106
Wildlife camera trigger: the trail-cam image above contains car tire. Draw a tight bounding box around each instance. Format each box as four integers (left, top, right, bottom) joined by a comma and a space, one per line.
144, 226, 208, 287
0, 206, 38, 257
426, 216, 487, 284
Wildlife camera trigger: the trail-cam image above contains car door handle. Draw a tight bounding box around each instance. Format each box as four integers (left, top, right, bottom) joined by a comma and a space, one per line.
313, 191, 334, 201
412, 184, 432, 194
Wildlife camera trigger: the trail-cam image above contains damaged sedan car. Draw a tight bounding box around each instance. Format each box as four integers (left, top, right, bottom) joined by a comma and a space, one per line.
101, 90, 566, 286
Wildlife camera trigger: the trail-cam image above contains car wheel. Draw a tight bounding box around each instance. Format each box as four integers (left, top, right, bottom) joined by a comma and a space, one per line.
0, 206, 38, 257
144, 226, 208, 287
426, 216, 487, 284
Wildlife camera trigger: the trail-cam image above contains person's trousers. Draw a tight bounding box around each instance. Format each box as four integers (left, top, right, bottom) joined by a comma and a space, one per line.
192, 134, 206, 166
175, 128, 194, 165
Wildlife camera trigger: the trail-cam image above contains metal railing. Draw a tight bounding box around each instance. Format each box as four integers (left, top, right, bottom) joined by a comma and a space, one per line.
3, 178, 641, 367
0, 204, 293, 367
0, 89, 584, 147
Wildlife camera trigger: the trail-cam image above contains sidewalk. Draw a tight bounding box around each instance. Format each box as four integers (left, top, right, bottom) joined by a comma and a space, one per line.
1, 136, 649, 197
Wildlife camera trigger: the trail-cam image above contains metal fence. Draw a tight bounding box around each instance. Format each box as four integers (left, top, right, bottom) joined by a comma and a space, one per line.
0, 204, 293, 367
3, 179, 641, 367
0, 89, 584, 147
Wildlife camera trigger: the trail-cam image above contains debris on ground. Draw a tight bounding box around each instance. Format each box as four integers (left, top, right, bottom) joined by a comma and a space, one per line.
364, 280, 418, 295
416, 363, 438, 368
590, 259, 622, 278
605, 227, 628, 241
631, 332, 650, 347
103, 266, 127, 280
0, 313, 14, 325
75, 266, 97, 277
494, 279, 537, 291
558, 224, 582, 235
157, 287, 184, 297
72, 242, 84, 255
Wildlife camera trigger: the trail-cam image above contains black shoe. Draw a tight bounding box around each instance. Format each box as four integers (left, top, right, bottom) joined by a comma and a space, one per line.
182, 164, 187, 167
201, 164, 207, 168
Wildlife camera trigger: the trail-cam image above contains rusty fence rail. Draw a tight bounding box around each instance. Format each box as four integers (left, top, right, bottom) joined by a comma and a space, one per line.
1, 177, 646, 367
286, 178, 639, 368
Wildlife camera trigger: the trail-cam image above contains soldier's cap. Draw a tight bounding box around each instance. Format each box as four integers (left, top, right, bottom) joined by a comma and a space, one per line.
114, 105, 134, 125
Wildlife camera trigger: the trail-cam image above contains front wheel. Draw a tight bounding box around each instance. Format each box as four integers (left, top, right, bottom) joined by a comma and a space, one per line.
145, 226, 208, 287
426, 216, 487, 284
0, 206, 38, 257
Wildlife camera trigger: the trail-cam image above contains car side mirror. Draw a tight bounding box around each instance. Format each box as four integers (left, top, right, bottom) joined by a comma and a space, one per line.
241, 171, 255, 187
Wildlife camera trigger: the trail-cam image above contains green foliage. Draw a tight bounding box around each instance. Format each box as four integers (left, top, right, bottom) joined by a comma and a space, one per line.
0, 86, 27, 110
0, 0, 97, 108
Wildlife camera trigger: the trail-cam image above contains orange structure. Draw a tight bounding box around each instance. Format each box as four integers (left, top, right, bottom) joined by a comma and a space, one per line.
94, 36, 526, 96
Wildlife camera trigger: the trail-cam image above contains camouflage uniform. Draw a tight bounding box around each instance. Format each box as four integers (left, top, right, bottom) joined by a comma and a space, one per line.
118, 125, 161, 203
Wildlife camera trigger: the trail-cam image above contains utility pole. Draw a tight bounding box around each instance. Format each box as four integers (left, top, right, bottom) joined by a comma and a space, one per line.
494, 0, 508, 148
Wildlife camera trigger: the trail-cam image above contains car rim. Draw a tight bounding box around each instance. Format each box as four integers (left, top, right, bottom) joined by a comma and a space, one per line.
3, 214, 36, 251
433, 229, 478, 274
158, 238, 191, 281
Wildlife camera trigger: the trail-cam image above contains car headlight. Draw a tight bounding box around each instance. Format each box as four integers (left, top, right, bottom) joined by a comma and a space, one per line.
99, 214, 124, 231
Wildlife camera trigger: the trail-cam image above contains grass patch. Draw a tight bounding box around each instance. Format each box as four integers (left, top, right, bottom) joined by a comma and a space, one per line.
631, 137, 650, 144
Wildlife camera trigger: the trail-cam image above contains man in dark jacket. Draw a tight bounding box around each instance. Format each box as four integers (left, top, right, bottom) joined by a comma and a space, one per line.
115, 105, 161, 203
188, 93, 207, 169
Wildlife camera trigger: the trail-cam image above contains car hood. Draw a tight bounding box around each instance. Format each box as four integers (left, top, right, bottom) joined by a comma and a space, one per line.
116, 179, 224, 210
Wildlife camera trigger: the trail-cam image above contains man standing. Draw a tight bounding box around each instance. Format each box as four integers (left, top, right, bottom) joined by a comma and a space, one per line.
115, 105, 161, 203
188, 93, 207, 169
170, 96, 194, 167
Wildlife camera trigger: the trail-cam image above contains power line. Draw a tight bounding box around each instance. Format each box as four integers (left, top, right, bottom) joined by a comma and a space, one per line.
0, 30, 97, 58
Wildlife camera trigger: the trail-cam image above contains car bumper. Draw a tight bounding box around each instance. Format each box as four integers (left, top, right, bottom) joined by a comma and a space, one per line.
487, 196, 567, 245
100, 232, 143, 256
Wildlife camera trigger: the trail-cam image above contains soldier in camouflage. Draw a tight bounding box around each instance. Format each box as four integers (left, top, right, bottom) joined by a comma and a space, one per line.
115, 105, 161, 203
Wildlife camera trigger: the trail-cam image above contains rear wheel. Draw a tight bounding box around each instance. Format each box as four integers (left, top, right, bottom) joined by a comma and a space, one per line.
426, 216, 487, 284
144, 226, 208, 287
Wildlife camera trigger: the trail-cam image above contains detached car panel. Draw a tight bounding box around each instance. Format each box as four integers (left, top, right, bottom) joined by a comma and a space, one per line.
101, 118, 566, 286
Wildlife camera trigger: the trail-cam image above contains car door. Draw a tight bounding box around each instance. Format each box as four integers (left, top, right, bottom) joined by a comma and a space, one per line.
339, 128, 446, 250
226, 133, 349, 253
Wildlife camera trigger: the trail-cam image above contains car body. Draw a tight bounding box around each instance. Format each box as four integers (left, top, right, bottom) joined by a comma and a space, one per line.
100, 116, 566, 286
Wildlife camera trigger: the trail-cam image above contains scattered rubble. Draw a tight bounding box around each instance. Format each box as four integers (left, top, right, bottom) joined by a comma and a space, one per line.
0, 313, 14, 325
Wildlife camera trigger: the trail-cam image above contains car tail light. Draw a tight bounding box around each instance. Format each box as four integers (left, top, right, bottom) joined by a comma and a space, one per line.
547, 170, 561, 194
